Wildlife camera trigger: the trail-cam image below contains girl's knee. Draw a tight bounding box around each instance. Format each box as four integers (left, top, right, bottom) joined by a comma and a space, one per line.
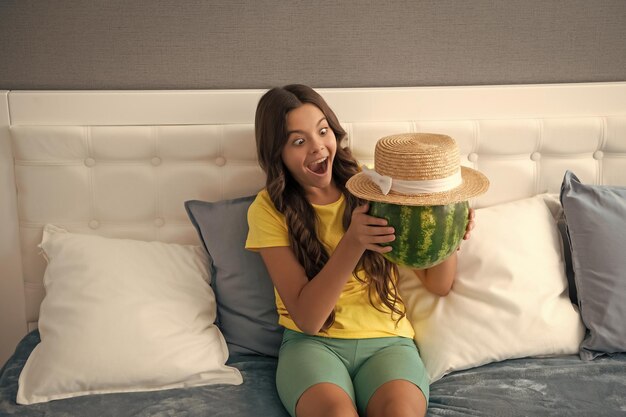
365, 380, 427, 417
295, 383, 357, 417
310, 403, 358, 417
376, 400, 426, 417
297, 398, 357, 417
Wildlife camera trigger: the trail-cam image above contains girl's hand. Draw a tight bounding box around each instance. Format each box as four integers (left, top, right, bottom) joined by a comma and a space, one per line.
463, 208, 476, 240
345, 204, 395, 254
457, 208, 475, 251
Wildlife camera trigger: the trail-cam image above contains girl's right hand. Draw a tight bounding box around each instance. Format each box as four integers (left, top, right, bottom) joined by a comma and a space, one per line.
345, 203, 395, 253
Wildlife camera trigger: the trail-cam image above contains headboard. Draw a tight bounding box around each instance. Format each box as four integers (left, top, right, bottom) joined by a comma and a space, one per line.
1, 83, 626, 364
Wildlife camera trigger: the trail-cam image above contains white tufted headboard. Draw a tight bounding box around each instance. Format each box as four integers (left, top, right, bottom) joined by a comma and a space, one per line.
1, 83, 626, 364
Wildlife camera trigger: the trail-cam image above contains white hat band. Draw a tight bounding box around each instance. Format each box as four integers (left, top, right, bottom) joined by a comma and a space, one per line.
362, 166, 463, 196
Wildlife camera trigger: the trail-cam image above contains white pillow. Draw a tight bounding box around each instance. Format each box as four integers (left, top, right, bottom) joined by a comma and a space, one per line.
399, 195, 585, 382
17, 225, 242, 405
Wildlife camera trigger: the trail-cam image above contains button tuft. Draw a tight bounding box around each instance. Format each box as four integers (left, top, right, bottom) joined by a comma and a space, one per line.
467, 153, 479, 162
530, 152, 541, 161
88, 220, 100, 229
215, 156, 227, 167
593, 150, 604, 160
84, 158, 96, 167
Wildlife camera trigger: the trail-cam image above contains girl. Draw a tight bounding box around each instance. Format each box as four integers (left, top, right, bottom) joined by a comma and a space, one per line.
246, 84, 475, 417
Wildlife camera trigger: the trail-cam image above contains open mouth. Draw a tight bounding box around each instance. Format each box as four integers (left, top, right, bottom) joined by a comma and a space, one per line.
307, 156, 329, 176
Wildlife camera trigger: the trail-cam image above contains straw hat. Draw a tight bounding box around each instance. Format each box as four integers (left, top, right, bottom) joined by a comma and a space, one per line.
346, 133, 489, 206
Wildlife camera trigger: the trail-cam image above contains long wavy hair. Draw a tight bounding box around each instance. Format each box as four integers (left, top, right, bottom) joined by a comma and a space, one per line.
254, 84, 404, 332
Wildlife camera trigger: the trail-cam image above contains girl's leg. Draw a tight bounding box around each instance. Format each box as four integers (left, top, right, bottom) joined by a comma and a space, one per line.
296, 382, 358, 417
353, 338, 430, 416
277, 330, 357, 417
365, 379, 426, 417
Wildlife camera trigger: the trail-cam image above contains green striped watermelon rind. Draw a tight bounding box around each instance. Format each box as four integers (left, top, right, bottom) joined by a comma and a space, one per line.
368, 201, 469, 269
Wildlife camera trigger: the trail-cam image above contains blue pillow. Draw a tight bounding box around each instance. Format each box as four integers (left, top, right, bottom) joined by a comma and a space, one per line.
560, 171, 626, 360
185, 196, 283, 357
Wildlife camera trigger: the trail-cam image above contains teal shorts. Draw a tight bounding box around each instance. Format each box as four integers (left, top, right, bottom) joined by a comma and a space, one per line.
276, 329, 429, 417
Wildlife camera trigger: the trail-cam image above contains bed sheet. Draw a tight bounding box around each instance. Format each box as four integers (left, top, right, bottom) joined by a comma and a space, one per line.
2, 331, 626, 416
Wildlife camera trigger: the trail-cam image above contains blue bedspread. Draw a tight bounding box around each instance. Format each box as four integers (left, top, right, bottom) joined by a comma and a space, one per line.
2, 331, 626, 416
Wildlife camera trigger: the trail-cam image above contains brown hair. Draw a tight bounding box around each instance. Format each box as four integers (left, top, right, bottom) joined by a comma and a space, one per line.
254, 84, 404, 331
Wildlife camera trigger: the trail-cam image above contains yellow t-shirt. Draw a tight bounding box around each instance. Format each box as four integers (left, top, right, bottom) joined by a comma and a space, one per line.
245, 189, 415, 339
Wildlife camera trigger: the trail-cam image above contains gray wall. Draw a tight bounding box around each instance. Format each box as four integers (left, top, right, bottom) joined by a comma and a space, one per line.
1, 0, 625, 90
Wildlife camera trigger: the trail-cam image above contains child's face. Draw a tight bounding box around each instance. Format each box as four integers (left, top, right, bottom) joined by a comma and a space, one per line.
282, 103, 337, 195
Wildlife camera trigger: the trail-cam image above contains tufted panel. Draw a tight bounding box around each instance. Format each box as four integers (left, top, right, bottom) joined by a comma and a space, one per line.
1, 84, 625, 363
11, 124, 264, 325
348, 117, 626, 206
10, 115, 626, 327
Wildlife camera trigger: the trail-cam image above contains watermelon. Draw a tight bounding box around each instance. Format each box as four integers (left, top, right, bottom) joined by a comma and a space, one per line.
369, 201, 469, 269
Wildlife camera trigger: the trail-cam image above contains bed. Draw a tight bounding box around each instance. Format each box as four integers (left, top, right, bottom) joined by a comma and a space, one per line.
1, 83, 625, 416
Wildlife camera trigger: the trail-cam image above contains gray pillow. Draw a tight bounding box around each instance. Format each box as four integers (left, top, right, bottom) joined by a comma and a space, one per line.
185, 196, 283, 357
560, 170, 626, 360
557, 217, 578, 305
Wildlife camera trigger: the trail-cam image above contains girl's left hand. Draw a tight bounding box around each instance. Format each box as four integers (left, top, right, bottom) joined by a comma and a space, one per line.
462, 208, 475, 240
